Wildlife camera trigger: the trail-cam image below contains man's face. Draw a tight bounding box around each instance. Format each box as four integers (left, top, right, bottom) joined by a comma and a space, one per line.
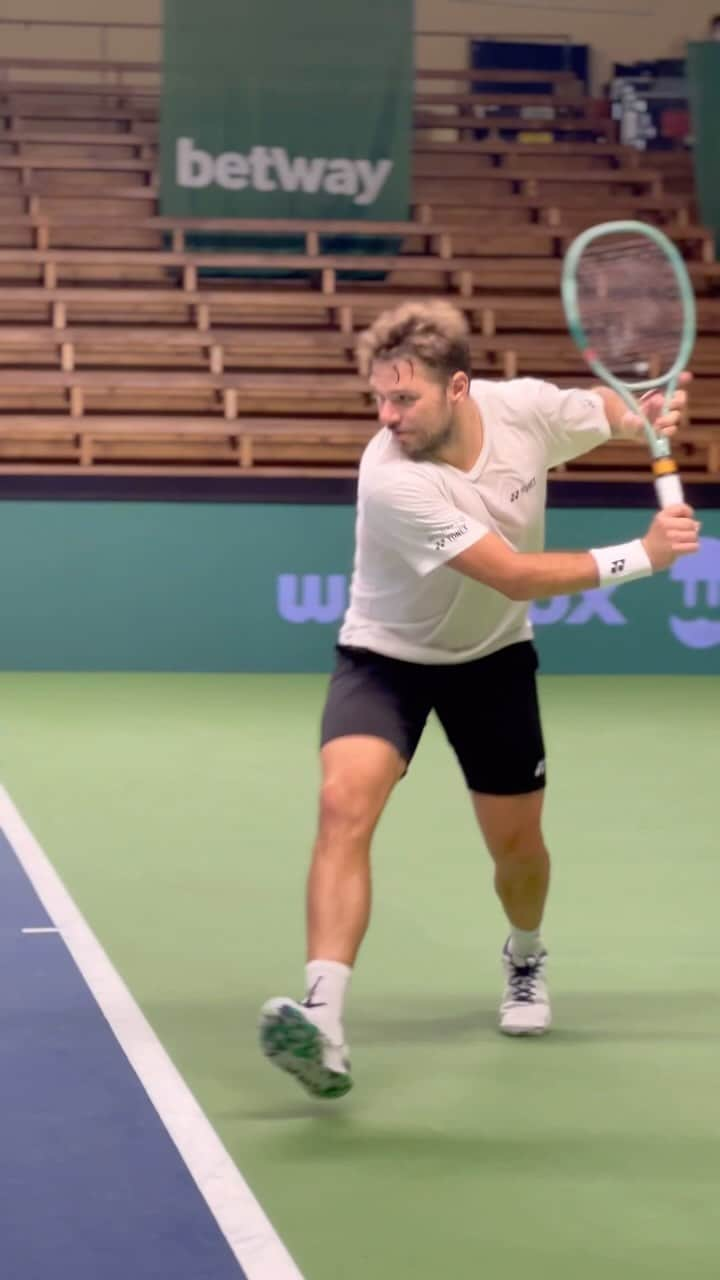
369, 358, 462, 460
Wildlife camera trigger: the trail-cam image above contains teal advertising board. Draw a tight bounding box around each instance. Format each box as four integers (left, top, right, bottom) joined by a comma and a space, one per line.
0, 504, 718, 674
688, 41, 720, 256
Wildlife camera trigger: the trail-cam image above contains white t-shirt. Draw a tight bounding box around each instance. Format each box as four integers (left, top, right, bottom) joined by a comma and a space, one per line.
338, 377, 610, 664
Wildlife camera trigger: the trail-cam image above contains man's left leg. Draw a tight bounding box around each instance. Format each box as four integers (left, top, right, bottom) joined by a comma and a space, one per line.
435, 641, 552, 1035
472, 789, 552, 1035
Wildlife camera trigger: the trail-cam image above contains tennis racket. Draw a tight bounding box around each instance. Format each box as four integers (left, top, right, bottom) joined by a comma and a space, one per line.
561, 219, 696, 509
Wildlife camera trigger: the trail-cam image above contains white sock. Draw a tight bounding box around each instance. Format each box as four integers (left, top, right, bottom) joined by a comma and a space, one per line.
302, 960, 352, 1041
509, 927, 542, 962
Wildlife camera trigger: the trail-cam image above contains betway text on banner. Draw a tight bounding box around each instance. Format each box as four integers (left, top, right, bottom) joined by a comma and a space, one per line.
160, 0, 413, 222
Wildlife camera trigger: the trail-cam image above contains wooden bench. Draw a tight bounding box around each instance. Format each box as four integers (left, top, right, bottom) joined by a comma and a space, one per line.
0, 56, 159, 80
0, 364, 718, 415
7, 212, 711, 263
19, 184, 691, 230
414, 89, 597, 110
0, 283, 436, 328
0, 148, 665, 193
485, 334, 720, 378
556, 430, 720, 479
413, 137, 642, 167
0, 414, 716, 478
410, 191, 694, 228
5, 244, 719, 298
0, 80, 159, 105
413, 113, 615, 142
4, 325, 720, 382
413, 96, 615, 141
0, 368, 375, 420
0, 129, 155, 157
0, 126, 639, 168
0, 153, 668, 206
3, 127, 639, 159
0, 168, 680, 234
1, 107, 154, 131
413, 166, 666, 196
0, 246, 563, 296
0, 211, 711, 272
0, 213, 572, 258
19, 186, 160, 218
75, 215, 717, 260
4, 122, 681, 179
412, 138, 656, 176
4, 282, 720, 337
0, 324, 361, 373
0, 154, 153, 179
415, 68, 583, 87
0, 415, 377, 471
546, 374, 720, 420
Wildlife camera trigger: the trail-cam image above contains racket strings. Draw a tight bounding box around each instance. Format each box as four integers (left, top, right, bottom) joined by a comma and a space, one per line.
576, 235, 684, 379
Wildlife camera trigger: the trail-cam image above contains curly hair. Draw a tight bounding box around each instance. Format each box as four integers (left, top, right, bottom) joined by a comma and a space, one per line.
356, 299, 472, 383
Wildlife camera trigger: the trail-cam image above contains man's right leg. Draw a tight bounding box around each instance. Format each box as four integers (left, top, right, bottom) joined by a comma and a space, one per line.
260, 737, 404, 1099
260, 644, 431, 1100
307, 735, 405, 966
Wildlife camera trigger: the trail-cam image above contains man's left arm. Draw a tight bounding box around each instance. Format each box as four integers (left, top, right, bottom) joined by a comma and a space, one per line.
592, 372, 691, 442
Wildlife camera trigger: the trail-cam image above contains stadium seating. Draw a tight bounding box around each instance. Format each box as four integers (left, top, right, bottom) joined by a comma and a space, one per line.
0, 57, 715, 482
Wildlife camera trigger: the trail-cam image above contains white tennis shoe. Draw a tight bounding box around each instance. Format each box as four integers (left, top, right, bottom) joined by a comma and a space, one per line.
259, 997, 353, 1100
499, 939, 551, 1036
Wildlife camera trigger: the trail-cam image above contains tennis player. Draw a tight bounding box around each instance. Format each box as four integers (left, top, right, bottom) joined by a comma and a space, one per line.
260, 299, 698, 1100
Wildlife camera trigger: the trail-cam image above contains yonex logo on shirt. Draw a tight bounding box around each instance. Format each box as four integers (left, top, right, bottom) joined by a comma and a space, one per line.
510, 476, 537, 503
431, 523, 468, 551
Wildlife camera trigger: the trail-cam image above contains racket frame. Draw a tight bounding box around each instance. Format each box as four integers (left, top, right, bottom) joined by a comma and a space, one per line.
561, 219, 696, 508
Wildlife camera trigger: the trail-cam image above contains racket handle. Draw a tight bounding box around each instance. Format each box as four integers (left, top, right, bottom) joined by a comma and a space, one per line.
653, 459, 684, 508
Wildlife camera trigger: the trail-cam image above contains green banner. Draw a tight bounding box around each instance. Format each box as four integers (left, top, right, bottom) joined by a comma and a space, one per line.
688, 41, 720, 255
0, 504, 718, 674
159, 0, 412, 225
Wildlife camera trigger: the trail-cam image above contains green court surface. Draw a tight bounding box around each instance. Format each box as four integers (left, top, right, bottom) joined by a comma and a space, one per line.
1, 672, 718, 1279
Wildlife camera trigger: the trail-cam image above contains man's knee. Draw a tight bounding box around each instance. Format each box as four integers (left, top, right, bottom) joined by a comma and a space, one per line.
317, 774, 381, 842
488, 823, 547, 864
472, 792, 547, 863
317, 738, 403, 845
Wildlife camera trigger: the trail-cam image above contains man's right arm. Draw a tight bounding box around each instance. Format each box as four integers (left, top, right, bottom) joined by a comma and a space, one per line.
448, 506, 700, 601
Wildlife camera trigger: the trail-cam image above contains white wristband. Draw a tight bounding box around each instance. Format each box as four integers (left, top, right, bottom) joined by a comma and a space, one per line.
589, 538, 653, 588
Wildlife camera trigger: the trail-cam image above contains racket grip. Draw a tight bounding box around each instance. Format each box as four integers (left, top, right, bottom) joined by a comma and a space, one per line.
653, 459, 684, 508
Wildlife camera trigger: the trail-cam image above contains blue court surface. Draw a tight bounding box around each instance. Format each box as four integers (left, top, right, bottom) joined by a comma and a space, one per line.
0, 789, 303, 1280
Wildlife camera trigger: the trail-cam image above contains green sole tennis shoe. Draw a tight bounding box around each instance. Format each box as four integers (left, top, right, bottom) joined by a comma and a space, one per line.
259, 998, 353, 1100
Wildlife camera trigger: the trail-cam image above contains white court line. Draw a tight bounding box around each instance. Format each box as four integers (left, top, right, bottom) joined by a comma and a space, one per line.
22, 926, 59, 934
0, 786, 304, 1280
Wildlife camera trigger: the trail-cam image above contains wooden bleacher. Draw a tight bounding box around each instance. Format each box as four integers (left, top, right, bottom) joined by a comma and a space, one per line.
0, 56, 715, 482
0, 218, 712, 263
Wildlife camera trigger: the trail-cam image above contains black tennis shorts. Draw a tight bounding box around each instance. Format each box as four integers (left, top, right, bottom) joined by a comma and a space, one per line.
320, 639, 546, 795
